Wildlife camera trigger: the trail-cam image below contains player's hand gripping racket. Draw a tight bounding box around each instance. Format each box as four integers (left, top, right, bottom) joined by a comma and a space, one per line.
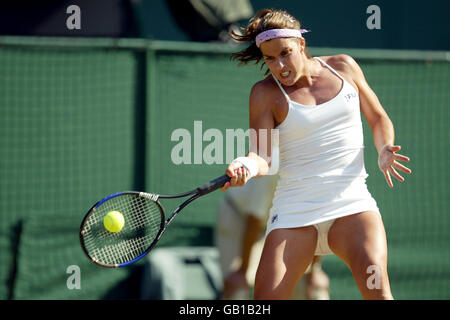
80, 174, 230, 268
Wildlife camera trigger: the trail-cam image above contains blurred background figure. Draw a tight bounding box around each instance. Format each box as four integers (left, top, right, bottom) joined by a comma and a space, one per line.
166, 0, 254, 42
215, 174, 330, 300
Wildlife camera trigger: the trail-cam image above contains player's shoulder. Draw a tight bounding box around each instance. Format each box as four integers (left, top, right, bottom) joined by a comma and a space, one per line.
251, 76, 277, 96
318, 54, 361, 79
249, 76, 282, 108
318, 54, 358, 71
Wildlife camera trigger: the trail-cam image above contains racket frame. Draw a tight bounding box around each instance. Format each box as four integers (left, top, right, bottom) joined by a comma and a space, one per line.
79, 174, 230, 268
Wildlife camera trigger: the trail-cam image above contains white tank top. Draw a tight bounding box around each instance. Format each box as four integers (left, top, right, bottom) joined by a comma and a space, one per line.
266, 57, 379, 233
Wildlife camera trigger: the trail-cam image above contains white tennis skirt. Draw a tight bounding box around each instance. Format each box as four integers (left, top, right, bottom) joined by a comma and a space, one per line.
265, 175, 380, 237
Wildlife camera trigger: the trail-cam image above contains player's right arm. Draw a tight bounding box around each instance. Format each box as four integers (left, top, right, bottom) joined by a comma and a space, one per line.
222, 80, 276, 190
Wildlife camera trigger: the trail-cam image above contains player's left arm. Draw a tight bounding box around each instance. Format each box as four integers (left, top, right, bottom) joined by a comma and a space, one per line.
337, 54, 412, 187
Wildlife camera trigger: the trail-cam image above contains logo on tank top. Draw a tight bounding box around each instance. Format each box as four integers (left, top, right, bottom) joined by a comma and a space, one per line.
271, 214, 279, 224
344, 92, 358, 102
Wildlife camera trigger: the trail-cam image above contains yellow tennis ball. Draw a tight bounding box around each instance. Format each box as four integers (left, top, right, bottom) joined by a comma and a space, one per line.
104, 211, 125, 233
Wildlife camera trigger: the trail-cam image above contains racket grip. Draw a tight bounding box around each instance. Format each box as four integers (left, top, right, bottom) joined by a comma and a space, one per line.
197, 174, 231, 196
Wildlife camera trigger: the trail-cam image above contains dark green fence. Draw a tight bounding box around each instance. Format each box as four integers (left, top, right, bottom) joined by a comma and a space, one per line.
0, 37, 448, 299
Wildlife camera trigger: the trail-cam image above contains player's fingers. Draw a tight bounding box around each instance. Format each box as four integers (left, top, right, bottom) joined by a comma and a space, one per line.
393, 161, 412, 174
389, 145, 402, 152
229, 170, 239, 186
241, 166, 247, 178
389, 166, 404, 182
225, 166, 234, 177
226, 161, 241, 177
237, 167, 247, 185
227, 161, 245, 179
384, 170, 393, 188
220, 181, 230, 191
394, 153, 410, 163
242, 167, 249, 181
230, 167, 242, 185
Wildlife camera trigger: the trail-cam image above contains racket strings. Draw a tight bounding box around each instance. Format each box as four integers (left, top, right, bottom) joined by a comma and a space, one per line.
91, 234, 154, 265
81, 194, 163, 266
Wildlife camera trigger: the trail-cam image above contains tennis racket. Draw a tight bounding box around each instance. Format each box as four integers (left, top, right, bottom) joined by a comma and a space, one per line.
80, 174, 231, 268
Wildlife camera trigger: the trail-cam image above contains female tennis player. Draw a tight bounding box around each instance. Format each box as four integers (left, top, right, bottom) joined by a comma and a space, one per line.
222, 9, 412, 300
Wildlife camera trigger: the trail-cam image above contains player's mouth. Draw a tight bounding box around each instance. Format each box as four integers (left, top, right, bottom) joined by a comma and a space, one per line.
280, 71, 290, 78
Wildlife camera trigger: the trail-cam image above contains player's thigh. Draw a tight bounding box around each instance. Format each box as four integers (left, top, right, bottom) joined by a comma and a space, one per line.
328, 211, 388, 270
254, 226, 317, 295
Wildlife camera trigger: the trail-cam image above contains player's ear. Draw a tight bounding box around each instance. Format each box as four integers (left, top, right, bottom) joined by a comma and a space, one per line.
298, 38, 305, 52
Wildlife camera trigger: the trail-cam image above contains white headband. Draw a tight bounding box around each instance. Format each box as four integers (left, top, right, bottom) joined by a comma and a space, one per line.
255, 28, 310, 48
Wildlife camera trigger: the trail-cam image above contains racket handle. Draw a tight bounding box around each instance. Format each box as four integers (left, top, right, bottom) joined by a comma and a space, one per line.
197, 174, 231, 196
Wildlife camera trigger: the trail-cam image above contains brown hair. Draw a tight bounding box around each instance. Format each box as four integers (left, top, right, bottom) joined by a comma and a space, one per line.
231, 8, 309, 71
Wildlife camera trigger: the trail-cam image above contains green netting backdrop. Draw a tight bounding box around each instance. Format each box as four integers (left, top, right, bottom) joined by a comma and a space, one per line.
0, 37, 448, 299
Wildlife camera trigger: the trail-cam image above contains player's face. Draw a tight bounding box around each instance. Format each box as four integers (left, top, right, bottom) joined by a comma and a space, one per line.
261, 38, 305, 86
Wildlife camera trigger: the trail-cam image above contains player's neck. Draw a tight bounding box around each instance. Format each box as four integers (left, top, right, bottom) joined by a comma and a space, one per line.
295, 57, 319, 87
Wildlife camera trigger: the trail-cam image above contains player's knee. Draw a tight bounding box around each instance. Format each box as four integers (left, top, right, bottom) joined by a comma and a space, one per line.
253, 285, 289, 300
253, 271, 269, 299
253, 277, 268, 299
350, 252, 392, 298
253, 287, 269, 300
253, 270, 288, 300
351, 250, 387, 276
